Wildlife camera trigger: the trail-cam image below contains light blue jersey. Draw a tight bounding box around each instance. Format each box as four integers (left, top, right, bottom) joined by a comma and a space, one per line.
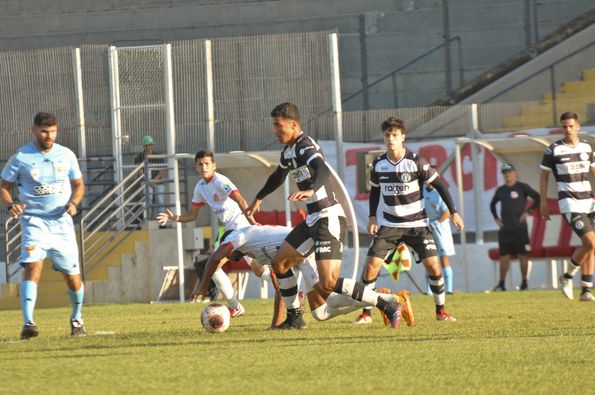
1, 141, 82, 217
424, 186, 455, 257
1, 141, 83, 274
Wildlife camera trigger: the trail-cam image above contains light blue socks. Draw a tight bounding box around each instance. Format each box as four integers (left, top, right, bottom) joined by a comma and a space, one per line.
67, 284, 85, 321
444, 266, 453, 293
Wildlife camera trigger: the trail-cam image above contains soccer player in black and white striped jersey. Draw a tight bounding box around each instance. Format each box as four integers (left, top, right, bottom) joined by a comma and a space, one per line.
247, 103, 403, 329
540, 112, 594, 302
356, 117, 464, 323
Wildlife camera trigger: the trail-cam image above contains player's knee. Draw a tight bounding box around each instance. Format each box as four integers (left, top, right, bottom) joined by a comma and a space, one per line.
311, 305, 329, 321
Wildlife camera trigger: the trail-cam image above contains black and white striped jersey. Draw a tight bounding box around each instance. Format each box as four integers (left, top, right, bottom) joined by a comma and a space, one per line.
279, 132, 345, 224
370, 150, 437, 228
540, 139, 595, 214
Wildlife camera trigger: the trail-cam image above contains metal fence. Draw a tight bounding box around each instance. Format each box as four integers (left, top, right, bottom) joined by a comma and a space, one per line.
339, 0, 594, 109
0, 31, 335, 162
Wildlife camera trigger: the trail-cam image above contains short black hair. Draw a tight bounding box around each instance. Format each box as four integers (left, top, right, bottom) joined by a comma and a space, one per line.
33, 112, 57, 127
195, 150, 215, 162
270, 102, 300, 122
381, 116, 406, 135
560, 112, 579, 123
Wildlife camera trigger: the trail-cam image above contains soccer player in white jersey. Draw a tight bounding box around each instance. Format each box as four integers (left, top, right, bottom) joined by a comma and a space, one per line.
157, 150, 256, 316
357, 117, 464, 323
540, 112, 595, 302
246, 103, 403, 329
0, 112, 86, 339
192, 224, 415, 327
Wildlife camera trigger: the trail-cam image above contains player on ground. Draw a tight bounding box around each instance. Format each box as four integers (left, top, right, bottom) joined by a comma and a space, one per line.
540, 112, 594, 301
246, 102, 403, 329
356, 116, 463, 323
157, 150, 256, 316
192, 224, 415, 327
0, 112, 86, 339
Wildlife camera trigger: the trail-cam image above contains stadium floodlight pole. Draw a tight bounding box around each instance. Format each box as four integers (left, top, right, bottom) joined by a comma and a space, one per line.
329, 32, 345, 180
455, 140, 469, 292
469, 104, 484, 244
108, 46, 126, 228
72, 47, 88, 210
204, 39, 216, 153
164, 43, 185, 303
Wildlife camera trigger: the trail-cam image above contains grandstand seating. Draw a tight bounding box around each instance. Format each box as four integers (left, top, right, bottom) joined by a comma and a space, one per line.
488, 199, 581, 288
502, 68, 595, 129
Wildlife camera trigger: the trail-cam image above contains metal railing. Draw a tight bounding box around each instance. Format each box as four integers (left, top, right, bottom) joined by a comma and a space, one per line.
342, 36, 464, 109
2, 155, 190, 283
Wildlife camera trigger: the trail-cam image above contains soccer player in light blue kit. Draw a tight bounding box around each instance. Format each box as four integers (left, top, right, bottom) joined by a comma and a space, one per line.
424, 179, 456, 294
0, 112, 86, 339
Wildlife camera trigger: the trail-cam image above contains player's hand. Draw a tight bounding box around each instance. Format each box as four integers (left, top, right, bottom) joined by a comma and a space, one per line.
367, 216, 378, 235
64, 201, 78, 216
246, 199, 261, 217
157, 208, 174, 226
519, 212, 529, 223
7, 203, 26, 219
288, 189, 314, 201
451, 212, 464, 231
495, 218, 503, 228
540, 203, 550, 220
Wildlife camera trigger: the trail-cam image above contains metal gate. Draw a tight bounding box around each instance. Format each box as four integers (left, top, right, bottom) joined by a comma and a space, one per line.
107, 44, 176, 183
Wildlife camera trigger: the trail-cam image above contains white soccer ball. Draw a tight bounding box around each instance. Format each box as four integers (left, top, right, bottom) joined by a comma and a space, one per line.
201, 303, 231, 333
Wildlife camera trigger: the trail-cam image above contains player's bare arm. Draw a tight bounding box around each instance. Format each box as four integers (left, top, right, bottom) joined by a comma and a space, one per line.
157, 204, 201, 226
0, 181, 26, 218
229, 190, 257, 224
288, 189, 314, 201
192, 244, 235, 298
65, 177, 85, 216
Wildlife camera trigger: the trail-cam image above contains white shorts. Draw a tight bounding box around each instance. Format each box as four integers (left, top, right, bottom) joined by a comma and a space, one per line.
428, 219, 455, 257
19, 213, 81, 275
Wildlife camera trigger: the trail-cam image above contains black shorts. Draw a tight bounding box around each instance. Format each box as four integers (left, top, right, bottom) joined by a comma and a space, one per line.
498, 228, 530, 256
367, 226, 438, 262
563, 212, 595, 238
285, 216, 346, 261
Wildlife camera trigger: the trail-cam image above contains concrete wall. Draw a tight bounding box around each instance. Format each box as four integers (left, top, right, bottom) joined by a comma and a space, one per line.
1, 0, 592, 107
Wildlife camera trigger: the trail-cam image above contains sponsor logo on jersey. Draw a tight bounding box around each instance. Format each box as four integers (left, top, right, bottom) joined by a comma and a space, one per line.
212, 194, 220, 202
510, 191, 519, 199
580, 152, 589, 161
400, 173, 412, 183
384, 184, 410, 194
299, 147, 314, 156
574, 220, 584, 230
560, 157, 570, 162
30, 168, 40, 181
290, 166, 311, 183
222, 183, 233, 193
380, 166, 389, 171
33, 182, 65, 196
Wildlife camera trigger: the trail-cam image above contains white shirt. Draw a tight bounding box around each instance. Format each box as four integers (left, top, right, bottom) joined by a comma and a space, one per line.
192, 172, 250, 231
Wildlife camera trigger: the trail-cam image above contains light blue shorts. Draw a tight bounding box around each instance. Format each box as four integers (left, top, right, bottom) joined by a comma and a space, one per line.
19, 213, 81, 275
428, 219, 455, 257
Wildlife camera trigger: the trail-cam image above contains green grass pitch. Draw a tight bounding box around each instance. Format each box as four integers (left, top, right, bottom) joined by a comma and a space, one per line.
0, 290, 593, 394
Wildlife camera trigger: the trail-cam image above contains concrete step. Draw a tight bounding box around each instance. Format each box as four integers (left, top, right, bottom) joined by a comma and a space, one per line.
581, 69, 595, 80
561, 80, 595, 93
543, 91, 595, 101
